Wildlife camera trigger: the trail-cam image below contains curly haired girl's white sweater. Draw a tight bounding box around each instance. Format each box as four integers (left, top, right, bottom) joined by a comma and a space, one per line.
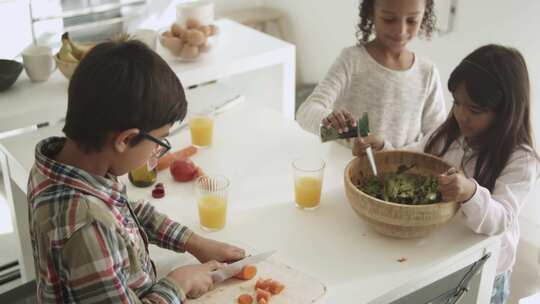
296, 45, 447, 148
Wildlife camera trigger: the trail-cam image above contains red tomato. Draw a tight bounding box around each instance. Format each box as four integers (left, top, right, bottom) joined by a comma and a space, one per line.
170, 158, 198, 182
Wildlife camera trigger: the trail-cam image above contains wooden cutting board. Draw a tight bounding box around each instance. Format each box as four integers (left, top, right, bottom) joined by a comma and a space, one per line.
186, 258, 327, 303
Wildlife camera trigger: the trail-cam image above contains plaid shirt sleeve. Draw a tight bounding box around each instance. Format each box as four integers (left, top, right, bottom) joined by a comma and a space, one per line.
61, 220, 186, 304
129, 200, 193, 252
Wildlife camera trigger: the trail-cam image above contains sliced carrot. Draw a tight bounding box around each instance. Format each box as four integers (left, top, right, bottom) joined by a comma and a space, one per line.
268, 280, 285, 295
257, 298, 267, 304
234, 265, 257, 280
156, 146, 197, 171
256, 288, 271, 302
255, 278, 272, 291
237, 294, 253, 304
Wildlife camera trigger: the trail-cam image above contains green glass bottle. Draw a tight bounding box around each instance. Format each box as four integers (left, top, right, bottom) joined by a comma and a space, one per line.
128, 164, 157, 187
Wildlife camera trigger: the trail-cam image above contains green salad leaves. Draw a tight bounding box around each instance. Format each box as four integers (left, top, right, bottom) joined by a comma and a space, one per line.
358, 173, 441, 205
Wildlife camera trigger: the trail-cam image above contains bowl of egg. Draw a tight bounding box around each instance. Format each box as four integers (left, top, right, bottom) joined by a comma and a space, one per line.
159, 18, 219, 62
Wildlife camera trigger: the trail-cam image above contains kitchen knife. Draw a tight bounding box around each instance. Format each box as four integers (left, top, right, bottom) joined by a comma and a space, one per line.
211, 250, 276, 283
358, 112, 378, 176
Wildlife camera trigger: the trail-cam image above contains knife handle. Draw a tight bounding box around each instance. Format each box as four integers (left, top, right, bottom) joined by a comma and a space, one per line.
211, 271, 225, 284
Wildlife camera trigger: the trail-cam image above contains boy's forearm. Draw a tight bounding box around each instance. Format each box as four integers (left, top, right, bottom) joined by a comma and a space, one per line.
130, 200, 193, 252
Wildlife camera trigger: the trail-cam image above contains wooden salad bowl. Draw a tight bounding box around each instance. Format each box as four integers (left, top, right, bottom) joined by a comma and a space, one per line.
344, 150, 459, 238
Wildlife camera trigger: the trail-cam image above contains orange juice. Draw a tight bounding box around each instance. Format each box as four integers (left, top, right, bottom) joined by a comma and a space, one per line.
198, 194, 227, 230
295, 177, 322, 209
189, 116, 214, 147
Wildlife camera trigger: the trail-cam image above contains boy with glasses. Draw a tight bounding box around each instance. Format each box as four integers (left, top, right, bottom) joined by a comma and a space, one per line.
27, 38, 245, 303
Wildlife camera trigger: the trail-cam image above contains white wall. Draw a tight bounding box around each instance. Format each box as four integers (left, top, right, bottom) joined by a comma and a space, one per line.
138, 0, 262, 30
266, 0, 540, 232
0, 0, 33, 59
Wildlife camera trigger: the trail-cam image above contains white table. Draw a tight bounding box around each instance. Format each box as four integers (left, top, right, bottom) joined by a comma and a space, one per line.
0, 101, 501, 303
0, 19, 295, 134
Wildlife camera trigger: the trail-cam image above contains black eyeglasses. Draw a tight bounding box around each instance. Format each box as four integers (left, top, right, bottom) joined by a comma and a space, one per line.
140, 133, 171, 159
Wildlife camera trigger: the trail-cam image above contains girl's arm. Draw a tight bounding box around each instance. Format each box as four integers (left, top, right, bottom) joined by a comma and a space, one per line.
296, 49, 352, 135
460, 150, 539, 235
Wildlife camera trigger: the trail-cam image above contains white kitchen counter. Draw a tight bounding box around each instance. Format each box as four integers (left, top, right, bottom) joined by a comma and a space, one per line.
0, 100, 500, 303
0, 19, 295, 133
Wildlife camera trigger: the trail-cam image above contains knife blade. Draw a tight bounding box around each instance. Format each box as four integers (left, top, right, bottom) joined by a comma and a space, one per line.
365, 146, 378, 176
358, 112, 378, 176
211, 250, 276, 283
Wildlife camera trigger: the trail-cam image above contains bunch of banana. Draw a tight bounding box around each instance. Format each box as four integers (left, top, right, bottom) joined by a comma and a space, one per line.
57, 32, 94, 63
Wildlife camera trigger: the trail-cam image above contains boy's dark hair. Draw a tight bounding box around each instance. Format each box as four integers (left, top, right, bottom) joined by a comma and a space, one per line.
63, 38, 187, 152
425, 44, 537, 191
356, 0, 436, 44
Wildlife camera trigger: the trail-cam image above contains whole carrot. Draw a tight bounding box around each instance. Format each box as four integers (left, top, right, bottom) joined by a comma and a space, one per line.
156, 146, 197, 171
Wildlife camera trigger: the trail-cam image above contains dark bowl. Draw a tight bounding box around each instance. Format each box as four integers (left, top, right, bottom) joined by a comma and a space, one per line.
0, 59, 23, 92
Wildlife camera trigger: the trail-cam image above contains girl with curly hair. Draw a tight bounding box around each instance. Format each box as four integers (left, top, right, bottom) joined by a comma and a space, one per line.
297, 0, 445, 150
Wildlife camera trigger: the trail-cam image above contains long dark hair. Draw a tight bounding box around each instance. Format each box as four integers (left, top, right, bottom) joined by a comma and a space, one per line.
424, 44, 536, 191
356, 0, 436, 44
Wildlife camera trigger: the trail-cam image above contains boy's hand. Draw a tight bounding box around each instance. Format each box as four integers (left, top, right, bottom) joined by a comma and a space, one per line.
166, 260, 225, 298
186, 234, 245, 264
352, 134, 384, 157
437, 169, 476, 202
322, 110, 356, 134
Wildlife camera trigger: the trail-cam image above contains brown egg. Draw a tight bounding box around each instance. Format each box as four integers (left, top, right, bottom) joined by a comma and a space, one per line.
197, 25, 212, 37
162, 37, 183, 55
199, 42, 211, 53
186, 18, 201, 29
171, 23, 186, 38
186, 30, 206, 46
209, 24, 219, 36
181, 45, 200, 60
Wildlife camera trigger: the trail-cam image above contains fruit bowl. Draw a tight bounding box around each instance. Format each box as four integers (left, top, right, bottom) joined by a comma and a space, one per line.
159, 19, 219, 62
55, 33, 95, 80
0, 59, 23, 91
344, 150, 459, 238
54, 55, 78, 80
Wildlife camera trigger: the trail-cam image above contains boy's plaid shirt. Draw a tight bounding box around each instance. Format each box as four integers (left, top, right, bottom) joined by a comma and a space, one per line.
27, 137, 193, 303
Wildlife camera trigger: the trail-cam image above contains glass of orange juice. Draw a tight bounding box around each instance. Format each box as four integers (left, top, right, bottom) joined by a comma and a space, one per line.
189, 112, 214, 148
292, 158, 325, 210
195, 175, 229, 231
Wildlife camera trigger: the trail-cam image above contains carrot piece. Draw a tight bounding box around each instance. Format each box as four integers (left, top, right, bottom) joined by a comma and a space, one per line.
234, 265, 257, 280
156, 146, 197, 171
257, 298, 267, 304
268, 280, 285, 295
237, 294, 253, 304
256, 288, 271, 302
255, 278, 273, 291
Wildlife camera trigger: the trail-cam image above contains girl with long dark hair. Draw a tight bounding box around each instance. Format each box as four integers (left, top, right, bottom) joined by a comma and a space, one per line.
355, 44, 539, 304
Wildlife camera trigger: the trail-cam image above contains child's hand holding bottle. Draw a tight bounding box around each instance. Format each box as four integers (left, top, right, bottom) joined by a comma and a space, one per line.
322, 109, 356, 133
437, 168, 477, 202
